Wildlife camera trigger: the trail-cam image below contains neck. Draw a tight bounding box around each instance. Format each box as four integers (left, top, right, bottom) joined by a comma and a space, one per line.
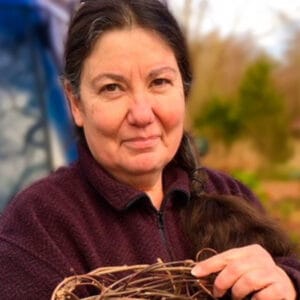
120, 172, 164, 210
144, 184, 164, 210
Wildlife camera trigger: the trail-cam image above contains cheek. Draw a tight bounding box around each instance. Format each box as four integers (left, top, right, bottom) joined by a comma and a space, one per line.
159, 97, 185, 130
88, 102, 125, 136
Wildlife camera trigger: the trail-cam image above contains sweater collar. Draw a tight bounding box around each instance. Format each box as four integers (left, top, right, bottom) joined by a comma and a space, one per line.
78, 141, 190, 211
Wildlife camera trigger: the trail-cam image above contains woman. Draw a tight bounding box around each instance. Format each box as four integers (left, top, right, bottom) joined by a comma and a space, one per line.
0, 0, 299, 299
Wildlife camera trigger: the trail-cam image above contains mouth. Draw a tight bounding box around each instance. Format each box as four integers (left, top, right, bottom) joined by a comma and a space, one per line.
123, 135, 161, 150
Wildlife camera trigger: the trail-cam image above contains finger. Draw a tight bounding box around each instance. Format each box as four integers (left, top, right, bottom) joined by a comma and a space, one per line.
230, 267, 270, 299
212, 262, 258, 298
191, 246, 254, 277
191, 255, 226, 277
231, 267, 296, 300
191, 248, 239, 277
251, 268, 297, 300
251, 283, 289, 300
191, 245, 273, 278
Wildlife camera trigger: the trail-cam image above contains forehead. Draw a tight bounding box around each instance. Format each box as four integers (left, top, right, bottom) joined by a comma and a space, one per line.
83, 27, 177, 71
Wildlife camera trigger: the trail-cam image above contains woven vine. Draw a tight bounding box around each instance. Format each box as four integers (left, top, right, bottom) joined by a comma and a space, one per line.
51, 249, 218, 300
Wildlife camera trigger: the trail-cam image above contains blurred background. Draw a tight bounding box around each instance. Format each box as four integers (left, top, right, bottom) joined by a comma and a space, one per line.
0, 0, 299, 249
0, 0, 78, 211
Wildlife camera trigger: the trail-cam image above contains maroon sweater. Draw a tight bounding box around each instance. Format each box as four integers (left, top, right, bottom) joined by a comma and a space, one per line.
1, 143, 300, 299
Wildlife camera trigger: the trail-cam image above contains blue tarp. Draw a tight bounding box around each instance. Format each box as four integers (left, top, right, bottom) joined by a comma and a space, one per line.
0, 0, 77, 210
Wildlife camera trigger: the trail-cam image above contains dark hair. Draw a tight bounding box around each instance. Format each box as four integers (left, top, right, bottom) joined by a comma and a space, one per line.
63, 0, 196, 174
184, 193, 293, 258
64, 0, 192, 97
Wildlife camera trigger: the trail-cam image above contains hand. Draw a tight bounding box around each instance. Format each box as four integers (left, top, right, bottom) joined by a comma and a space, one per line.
191, 244, 296, 300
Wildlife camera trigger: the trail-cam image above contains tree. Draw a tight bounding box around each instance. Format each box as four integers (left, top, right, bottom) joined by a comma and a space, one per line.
193, 56, 292, 165
275, 30, 300, 129
194, 94, 242, 149
238, 56, 292, 163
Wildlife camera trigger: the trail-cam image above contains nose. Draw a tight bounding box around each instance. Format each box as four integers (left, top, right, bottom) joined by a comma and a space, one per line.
127, 93, 155, 127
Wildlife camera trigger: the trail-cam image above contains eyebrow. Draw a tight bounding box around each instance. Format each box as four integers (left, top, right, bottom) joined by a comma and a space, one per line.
91, 66, 177, 86
91, 73, 127, 87
148, 66, 177, 79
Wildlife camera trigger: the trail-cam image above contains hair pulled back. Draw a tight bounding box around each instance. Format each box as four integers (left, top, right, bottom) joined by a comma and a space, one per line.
63, 0, 197, 175
64, 0, 192, 97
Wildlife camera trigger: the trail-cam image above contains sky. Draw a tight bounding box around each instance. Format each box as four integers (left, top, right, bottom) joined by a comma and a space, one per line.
169, 0, 300, 59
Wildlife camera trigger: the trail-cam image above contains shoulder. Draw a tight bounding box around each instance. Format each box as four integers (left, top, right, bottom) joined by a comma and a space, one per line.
1, 162, 82, 225
0, 165, 81, 282
201, 167, 262, 208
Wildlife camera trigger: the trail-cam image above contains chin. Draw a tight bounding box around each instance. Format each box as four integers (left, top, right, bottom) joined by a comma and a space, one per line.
127, 158, 164, 174
121, 151, 173, 175
130, 163, 160, 174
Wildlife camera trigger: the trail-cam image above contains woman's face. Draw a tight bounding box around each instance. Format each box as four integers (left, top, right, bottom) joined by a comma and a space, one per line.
68, 27, 185, 185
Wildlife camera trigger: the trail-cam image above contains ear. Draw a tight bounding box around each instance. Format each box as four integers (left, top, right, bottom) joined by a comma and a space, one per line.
64, 81, 84, 127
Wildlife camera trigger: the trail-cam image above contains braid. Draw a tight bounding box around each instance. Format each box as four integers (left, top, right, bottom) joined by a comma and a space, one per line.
173, 131, 207, 194
176, 133, 293, 259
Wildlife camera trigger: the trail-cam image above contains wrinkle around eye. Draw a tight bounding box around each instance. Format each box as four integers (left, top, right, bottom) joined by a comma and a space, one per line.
150, 78, 173, 91
97, 83, 126, 100
100, 83, 123, 93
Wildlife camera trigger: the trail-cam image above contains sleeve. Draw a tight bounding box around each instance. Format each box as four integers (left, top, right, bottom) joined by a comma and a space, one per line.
203, 167, 263, 209
275, 256, 300, 294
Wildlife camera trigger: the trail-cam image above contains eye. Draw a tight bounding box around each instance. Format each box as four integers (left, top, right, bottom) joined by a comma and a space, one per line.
100, 83, 122, 93
151, 78, 171, 87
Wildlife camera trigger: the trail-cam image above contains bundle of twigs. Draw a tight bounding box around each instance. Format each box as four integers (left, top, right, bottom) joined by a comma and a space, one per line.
51, 250, 218, 300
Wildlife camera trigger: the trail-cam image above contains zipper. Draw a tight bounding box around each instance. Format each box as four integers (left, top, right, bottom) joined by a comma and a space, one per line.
157, 211, 164, 230
156, 211, 173, 261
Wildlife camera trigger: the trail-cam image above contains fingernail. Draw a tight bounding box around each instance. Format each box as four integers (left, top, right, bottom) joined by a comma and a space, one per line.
191, 265, 203, 277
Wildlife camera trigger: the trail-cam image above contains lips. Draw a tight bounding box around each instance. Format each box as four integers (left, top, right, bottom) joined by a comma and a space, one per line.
123, 135, 160, 150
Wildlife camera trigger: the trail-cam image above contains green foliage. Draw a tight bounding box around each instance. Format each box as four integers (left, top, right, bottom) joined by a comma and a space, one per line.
231, 169, 267, 203
193, 56, 293, 164
231, 169, 261, 190
194, 95, 242, 148
237, 57, 292, 163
